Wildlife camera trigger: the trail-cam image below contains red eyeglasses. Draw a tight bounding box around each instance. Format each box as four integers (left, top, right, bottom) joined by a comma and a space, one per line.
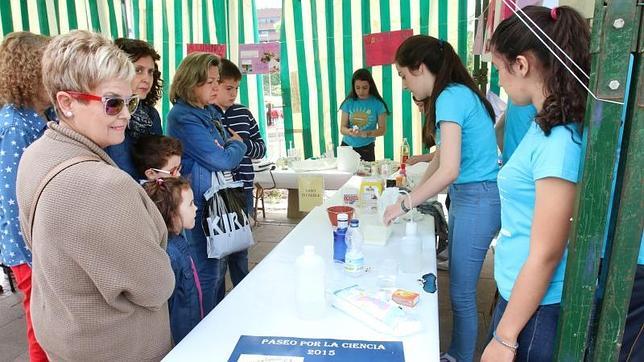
67, 91, 140, 116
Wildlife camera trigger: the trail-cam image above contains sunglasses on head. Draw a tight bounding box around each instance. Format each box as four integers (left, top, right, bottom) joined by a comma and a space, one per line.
152, 164, 182, 176
418, 272, 437, 293
67, 91, 139, 116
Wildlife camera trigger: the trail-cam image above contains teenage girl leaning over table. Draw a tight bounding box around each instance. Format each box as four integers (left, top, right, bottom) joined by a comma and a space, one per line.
383, 35, 500, 362
339, 68, 390, 162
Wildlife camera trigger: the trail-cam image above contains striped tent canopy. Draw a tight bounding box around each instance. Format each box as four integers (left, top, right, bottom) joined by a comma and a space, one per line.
280, 0, 479, 160
0, 0, 267, 138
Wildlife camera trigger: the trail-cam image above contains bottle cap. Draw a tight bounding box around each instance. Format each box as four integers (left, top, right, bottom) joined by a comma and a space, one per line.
405, 221, 418, 236
337, 213, 349, 221
350, 219, 359, 227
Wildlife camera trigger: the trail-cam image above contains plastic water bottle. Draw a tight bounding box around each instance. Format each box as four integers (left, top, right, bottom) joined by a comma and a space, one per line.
333, 213, 349, 262
344, 219, 364, 276
399, 220, 422, 273
295, 245, 326, 319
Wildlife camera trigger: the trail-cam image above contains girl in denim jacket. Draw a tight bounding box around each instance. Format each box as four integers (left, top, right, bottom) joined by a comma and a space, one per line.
144, 177, 202, 344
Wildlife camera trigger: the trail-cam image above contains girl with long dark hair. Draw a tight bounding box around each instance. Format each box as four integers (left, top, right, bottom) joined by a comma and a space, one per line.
481, 6, 589, 361
383, 35, 501, 362
339, 68, 390, 161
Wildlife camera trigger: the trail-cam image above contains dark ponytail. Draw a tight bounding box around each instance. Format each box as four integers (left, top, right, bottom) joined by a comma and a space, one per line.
490, 6, 590, 135
395, 35, 495, 148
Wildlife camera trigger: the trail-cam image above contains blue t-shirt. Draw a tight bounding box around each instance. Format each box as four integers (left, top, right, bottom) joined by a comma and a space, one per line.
435, 83, 499, 184
502, 100, 537, 164
639, 232, 644, 265
340, 96, 386, 148
496, 122, 582, 305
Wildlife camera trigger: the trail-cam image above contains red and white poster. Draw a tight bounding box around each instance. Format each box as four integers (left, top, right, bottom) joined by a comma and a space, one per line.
186, 43, 227, 57
238, 42, 281, 74
363, 29, 413, 67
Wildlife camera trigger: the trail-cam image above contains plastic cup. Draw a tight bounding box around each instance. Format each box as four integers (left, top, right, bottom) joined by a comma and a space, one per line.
377, 258, 398, 289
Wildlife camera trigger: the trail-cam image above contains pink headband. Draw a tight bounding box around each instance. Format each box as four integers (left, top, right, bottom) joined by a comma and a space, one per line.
550, 7, 558, 21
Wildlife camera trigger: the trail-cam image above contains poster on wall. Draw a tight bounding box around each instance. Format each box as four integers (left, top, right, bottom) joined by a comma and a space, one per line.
187, 43, 227, 57
363, 29, 413, 67
238, 42, 281, 74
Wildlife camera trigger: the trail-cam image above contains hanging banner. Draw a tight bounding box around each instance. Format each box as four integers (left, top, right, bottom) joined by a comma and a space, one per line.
363, 29, 414, 67
229, 335, 405, 362
298, 175, 324, 212
238, 42, 281, 74
187, 43, 227, 58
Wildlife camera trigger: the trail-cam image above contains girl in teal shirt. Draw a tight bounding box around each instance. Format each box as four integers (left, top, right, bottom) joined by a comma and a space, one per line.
482, 6, 590, 361
385, 35, 500, 362
339, 68, 390, 161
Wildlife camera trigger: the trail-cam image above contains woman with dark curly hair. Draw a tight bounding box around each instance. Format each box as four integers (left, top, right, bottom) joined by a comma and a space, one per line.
105, 38, 164, 179
481, 6, 589, 362
0, 31, 51, 362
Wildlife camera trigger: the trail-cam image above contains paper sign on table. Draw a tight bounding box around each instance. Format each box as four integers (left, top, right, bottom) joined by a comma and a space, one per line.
228, 336, 404, 362
186, 43, 227, 57
238, 42, 281, 74
363, 29, 413, 67
298, 175, 324, 212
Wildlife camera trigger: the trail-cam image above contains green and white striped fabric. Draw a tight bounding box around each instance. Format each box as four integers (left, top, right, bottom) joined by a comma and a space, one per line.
0, 0, 267, 137
280, 0, 475, 160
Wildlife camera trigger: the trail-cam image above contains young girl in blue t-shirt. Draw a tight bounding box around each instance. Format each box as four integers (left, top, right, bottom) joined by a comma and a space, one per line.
144, 177, 202, 344
385, 35, 500, 362
480, 6, 590, 361
339, 68, 390, 161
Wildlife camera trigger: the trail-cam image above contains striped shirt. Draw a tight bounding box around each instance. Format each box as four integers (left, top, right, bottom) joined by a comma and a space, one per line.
214, 104, 267, 190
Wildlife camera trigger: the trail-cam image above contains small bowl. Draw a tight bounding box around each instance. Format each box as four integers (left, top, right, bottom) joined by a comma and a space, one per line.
327, 205, 354, 226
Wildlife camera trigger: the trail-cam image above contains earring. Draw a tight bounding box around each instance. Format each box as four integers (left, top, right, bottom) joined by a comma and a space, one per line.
64, 111, 73, 117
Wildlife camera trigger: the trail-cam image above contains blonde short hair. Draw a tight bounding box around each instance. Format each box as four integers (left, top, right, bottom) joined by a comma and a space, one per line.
41, 30, 135, 114
0, 32, 50, 107
169, 52, 220, 107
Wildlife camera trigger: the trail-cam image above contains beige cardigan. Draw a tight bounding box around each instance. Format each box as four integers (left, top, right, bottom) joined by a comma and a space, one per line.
16, 122, 175, 361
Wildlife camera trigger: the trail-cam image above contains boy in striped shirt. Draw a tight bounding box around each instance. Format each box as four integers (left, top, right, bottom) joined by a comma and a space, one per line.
211, 58, 267, 220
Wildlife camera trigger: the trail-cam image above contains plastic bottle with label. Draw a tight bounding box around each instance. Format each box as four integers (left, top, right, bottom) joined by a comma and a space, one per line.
399, 220, 422, 273
401, 138, 410, 164
344, 219, 364, 276
333, 213, 349, 262
295, 245, 327, 319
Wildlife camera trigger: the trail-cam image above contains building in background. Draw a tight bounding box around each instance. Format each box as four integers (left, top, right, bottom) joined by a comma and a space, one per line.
257, 8, 280, 42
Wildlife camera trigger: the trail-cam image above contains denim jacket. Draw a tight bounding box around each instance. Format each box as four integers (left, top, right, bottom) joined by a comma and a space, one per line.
104, 103, 163, 179
167, 232, 203, 343
166, 100, 246, 211
0, 104, 48, 266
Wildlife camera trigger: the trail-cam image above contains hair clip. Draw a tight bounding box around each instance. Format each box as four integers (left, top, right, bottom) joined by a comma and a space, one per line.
156, 178, 166, 188
437, 39, 445, 51
550, 7, 558, 21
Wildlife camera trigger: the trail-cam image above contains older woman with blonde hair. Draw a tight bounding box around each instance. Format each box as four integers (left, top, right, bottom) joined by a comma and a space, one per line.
15, 30, 175, 361
167, 52, 246, 314
0, 31, 51, 362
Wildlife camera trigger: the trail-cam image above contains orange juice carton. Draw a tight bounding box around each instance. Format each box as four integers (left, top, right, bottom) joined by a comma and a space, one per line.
392, 289, 420, 308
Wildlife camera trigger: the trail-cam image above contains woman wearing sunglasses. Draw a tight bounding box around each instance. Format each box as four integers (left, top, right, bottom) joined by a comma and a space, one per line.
15, 30, 175, 361
105, 38, 164, 179
167, 52, 247, 314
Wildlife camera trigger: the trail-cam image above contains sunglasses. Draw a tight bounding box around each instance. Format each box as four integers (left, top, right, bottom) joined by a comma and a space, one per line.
417, 272, 437, 293
67, 91, 139, 116
152, 164, 182, 176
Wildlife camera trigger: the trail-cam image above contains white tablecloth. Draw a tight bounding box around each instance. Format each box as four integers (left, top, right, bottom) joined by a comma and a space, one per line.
254, 167, 354, 190
163, 176, 439, 362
